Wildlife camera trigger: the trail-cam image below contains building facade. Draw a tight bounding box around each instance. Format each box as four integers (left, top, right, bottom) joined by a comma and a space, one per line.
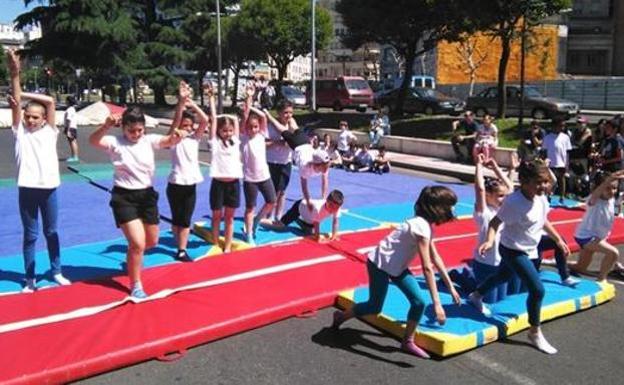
566, 0, 624, 75
0, 23, 41, 50
316, 0, 380, 80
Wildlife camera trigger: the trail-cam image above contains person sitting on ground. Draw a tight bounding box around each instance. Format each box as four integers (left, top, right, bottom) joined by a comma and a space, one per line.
321, 133, 332, 151
327, 142, 343, 168
337, 120, 357, 156
373, 145, 391, 174
64, 95, 80, 163
472, 114, 498, 163
341, 141, 359, 171
451, 110, 478, 163
273, 189, 344, 241
351, 143, 374, 172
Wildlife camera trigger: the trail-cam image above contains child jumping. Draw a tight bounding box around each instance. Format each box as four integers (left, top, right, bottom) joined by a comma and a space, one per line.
166, 81, 210, 262
89, 108, 182, 298
332, 186, 462, 359
571, 171, 624, 281
208, 113, 243, 253
469, 159, 570, 354
8, 49, 70, 292
276, 189, 343, 241
241, 84, 277, 245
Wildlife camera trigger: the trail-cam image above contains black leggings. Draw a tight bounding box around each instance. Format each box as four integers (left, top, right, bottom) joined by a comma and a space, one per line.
281, 130, 309, 151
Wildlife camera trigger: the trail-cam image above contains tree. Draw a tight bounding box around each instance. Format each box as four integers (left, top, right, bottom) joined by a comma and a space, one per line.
467, 0, 571, 118
337, 0, 469, 115
0, 52, 7, 85
455, 35, 489, 96
238, 0, 332, 99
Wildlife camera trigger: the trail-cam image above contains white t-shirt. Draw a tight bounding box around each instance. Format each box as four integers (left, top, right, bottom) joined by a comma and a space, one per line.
64, 106, 77, 129
209, 137, 243, 179
294, 144, 323, 179
476, 124, 498, 146
473, 205, 502, 266
101, 134, 163, 189
13, 122, 60, 189
497, 190, 550, 259
337, 130, 356, 152
242, 133, 271, 182
298, 199, 340, 224
575, 197, 615, 240
368, 216, 431, 277
543, 132, 571, 168
168, 136, 203, 185
266, 122, 292, 164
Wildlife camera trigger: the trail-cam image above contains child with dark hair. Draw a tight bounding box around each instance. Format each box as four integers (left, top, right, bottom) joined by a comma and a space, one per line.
469, 159, 569, 354
275, 190, 344, 241
332, 186, 461, 359
64, 95, 80, 162
7, 49, 71, 292
90, 107, 182, 299
165, 81, 210, 262
352, 143, 373, 172
373, 146, 391, 174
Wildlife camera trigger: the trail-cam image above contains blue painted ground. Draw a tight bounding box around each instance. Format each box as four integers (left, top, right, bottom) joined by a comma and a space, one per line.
0, 162, 579, 293
350, 270, 605, 342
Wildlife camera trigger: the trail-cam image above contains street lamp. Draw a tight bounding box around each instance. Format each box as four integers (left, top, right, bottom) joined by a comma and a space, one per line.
216, 0, 223, 113
310, 0, 316, 111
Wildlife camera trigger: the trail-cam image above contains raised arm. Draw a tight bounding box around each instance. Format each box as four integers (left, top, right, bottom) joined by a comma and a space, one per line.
7, 50, 21, 126
187, 98, 209, 139
89, 114, 119, 151
484, 157, 514, 192
241, 83, 255, 130
169, 81, 191, 135
474, 154, 487, 213
205, 82, 217, 140
263, 109, 288, 133
249, 105, 268, 135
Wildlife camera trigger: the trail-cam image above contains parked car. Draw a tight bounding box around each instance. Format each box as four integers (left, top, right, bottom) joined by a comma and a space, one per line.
306, 76, 374, 112
374, 87, 465, 115
382, 75, 436, 91
466, 86, 579, 119
281, 85, 306, 108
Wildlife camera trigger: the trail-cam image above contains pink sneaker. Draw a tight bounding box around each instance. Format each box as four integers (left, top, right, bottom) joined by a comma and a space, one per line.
401, 339, 430, 359
331, 310, 345, 329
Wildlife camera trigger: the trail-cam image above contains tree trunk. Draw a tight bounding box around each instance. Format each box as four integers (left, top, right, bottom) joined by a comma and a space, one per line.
154, 85, 167, 105
497, 27, 512, 119
276, 62, 288, 101
198, 75, 204, 107
231, 62, 242, 106
395, 44, 417, 117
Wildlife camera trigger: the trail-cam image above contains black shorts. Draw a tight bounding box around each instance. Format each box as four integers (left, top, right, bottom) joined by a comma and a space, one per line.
65, 127, 77, 141
210, 179, 240, 210
281, 130, 309, 150
110, 187, 159, 227
166, 183, 197, 227
268, 162, 292, 192
243, 179, 277, 209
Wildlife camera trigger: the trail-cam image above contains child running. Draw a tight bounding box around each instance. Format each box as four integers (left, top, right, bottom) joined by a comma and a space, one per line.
8, 49, 70, 292
469, 159, 569, 354
89, 108, 182, 298
241, 84, 276, 245
472, 154, 513, 303
263, 109, 330, 213
571, 171, 624, 282
166, 81, 210, 262
332, 186, 462, 359
208, 112, 243, 253
276, 189, 343, 240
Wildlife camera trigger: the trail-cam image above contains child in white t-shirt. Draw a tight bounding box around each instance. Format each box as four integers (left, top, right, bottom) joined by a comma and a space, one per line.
332, 186, 461, 359
7, 49, 70, 292
469, 159, 569, 354
276, 190, 343, 240
64, 95, 80, 162
241, 83, 277, 245
472, 114, 498, 162
89, 107, 182, 299
572, 170, 624, 282
209, 113, 243, 253
337, 121, 356, 155
264, 109, 330, 214
166, 81, 210, 262
372, 145, 391, 174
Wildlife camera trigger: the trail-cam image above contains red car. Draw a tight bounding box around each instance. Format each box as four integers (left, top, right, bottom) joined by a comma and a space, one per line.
307, 76, 374, 112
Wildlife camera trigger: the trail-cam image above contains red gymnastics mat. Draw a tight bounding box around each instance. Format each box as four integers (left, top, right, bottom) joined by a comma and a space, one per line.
1, 208, 621, 384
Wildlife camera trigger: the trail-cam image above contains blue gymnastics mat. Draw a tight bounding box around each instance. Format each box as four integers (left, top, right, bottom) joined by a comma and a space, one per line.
337, 271, 615, 357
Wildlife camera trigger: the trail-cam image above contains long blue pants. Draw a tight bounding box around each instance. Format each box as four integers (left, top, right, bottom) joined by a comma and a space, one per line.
472, 260, 508, 304
477, 244, 545, 326
18, 187, 61, 280
353, 260, 426, 322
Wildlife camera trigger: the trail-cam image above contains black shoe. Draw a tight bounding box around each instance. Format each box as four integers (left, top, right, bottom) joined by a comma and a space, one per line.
175, 250, 193, 262
608, 269, 624, 280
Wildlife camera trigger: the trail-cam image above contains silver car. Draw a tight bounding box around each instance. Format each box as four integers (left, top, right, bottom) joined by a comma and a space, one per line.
466, 86, 579, 119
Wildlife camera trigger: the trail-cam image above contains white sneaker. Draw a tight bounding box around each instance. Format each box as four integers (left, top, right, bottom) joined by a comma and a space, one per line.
22, 278, 36, 293
528, 331, 558, 354
53, 273, 71, 286
562, 276, 580, 287
468, 292, 492, 317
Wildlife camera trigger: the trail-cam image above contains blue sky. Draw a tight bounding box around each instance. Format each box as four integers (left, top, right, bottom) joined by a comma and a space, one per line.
0, 0, 40, 24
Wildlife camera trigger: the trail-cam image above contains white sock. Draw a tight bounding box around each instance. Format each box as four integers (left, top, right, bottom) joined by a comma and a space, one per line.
469, 291, 492, 317
528, 330, 558, 354
53, 273, 71, 286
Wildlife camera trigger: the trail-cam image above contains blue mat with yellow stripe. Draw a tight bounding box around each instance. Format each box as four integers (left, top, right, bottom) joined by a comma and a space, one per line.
336, 271, 615, 357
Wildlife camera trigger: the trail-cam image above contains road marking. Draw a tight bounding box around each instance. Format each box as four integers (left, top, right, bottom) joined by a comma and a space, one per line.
466, 351, 539, 385
0, 254, 345, 335
340, 209, 387, 225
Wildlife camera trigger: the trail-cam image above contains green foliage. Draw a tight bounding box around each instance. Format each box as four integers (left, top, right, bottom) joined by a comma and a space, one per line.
0, 53, 7, 85
238, 0, 332, 83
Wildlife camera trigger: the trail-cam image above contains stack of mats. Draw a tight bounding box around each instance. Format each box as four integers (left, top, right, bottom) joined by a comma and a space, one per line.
0, 208, 620, 384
